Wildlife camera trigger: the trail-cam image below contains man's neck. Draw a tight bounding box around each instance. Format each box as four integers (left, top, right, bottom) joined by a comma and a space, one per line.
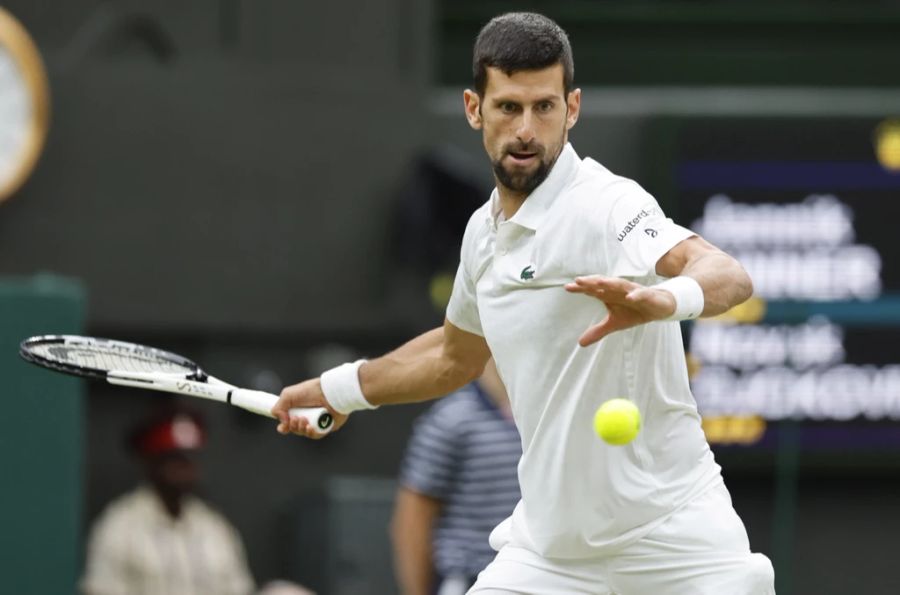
497, 186, 528, 220
152, 486, 185, 519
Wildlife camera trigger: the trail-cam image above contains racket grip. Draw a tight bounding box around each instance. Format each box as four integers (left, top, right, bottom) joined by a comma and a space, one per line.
228, 388, 334, 434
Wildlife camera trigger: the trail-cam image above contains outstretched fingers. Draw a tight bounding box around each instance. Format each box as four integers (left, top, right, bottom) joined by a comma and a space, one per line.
565, 275, 636, 302
565, 276, 679, 346
578, 315, 621, 346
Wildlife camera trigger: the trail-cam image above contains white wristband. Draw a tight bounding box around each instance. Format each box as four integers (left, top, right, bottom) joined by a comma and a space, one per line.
655, 276, 704, 321
319, 359, 377, 415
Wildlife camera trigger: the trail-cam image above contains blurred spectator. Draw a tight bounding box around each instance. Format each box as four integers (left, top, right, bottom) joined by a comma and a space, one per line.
390, 360, 521, 595
81, 407, 314, 595
388, 146, 493, 330
391, 145, 491, 279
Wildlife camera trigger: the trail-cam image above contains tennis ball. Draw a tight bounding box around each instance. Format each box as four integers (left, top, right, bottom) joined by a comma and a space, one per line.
593, 398, 641, 445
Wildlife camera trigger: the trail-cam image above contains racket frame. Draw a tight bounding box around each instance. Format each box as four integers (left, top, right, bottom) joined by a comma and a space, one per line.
20, 335, 333, 433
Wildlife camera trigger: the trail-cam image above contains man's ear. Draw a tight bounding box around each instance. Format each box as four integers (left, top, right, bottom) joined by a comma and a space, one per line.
566, 88, 581, 130
463, 89, 483, 130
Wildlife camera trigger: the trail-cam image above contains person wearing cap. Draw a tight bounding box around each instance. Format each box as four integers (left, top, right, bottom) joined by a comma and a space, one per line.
81, 409, 257, 595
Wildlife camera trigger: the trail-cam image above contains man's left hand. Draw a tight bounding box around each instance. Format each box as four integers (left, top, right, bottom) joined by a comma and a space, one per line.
564, 275, 676, 346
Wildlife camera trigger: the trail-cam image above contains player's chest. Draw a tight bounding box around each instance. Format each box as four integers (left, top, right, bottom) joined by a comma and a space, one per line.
470, 218, 609, 296
470, 221, 610, 346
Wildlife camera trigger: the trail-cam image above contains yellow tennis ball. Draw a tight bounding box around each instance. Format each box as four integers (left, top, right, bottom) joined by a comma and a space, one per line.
593, 398, 641, 445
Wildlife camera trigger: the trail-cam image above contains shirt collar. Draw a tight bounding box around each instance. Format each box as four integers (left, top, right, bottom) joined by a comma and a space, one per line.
486, 143, 580, 231
137, 484, 198, 525
487, 188, 504, 229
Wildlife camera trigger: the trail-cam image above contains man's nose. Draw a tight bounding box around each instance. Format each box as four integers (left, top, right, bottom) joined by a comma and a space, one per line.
516, 112, 535, 145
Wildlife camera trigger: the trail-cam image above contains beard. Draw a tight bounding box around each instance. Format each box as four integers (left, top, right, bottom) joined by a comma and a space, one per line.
491, 138, 562, 195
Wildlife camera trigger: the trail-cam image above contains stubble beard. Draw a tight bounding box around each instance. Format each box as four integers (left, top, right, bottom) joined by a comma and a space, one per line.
491, 136, 565, 196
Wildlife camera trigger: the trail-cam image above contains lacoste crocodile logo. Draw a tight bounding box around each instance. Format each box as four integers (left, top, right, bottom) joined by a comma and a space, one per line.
520, 265, 535, 281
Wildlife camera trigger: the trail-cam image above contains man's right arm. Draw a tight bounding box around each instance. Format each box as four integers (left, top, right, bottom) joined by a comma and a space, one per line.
360, 321, 490, 406
272, 320, 490, 437
390, 487, 443, 595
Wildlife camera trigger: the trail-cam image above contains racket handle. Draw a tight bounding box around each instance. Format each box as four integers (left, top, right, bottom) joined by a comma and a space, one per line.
228, 388, 334, 434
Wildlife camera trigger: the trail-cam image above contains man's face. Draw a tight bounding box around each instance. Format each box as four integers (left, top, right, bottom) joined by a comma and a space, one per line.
146, 451, 198, 498
465, 64, 581, 196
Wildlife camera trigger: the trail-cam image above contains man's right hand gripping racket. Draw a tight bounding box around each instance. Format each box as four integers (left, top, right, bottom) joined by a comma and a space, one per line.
19, 335, 333, 435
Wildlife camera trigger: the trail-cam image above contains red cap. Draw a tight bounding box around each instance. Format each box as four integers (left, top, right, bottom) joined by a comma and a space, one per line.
133, 412, 206, 456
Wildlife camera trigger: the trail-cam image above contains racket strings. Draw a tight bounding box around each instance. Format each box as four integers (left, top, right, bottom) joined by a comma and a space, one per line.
32, 343, 192, 375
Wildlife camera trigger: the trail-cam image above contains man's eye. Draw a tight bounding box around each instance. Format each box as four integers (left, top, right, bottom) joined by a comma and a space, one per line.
537, 102, 553, 113
500, 103, 517, 114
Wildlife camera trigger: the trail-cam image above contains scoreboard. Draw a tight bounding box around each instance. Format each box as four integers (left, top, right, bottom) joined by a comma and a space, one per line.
667, 117, 900, 450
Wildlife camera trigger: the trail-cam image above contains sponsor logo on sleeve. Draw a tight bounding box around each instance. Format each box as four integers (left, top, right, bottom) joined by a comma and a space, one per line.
616, 206, 660, 242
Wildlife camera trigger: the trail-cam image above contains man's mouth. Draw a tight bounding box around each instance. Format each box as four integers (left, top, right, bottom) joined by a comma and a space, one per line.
507, 151, 538, 165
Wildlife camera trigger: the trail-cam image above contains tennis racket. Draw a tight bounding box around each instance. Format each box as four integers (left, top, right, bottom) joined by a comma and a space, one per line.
19, 335, 334, 434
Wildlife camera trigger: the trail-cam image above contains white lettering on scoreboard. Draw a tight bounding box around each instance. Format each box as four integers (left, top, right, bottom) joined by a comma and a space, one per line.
688, 193, 895, 421
692, 194, 882, 300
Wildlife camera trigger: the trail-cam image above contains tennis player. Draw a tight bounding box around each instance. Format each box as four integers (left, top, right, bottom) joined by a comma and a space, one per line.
274, 12, 775, 594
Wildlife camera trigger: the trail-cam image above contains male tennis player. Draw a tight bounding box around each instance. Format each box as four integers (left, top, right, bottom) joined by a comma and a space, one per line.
274, 12, 775, 594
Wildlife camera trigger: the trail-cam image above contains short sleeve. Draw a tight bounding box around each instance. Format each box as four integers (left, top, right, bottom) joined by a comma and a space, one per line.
398, 401, 464, 500
446, 260, 483, 336
607, 185, 695, 277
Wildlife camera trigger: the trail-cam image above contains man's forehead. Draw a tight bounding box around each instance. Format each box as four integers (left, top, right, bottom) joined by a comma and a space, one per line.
482, 64, 566, 98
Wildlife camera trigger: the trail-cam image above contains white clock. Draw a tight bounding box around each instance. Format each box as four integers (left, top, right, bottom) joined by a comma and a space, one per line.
0, 7, 49, 203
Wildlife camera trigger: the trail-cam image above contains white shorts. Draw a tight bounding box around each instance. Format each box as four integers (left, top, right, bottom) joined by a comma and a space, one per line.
468, 483, 775, 595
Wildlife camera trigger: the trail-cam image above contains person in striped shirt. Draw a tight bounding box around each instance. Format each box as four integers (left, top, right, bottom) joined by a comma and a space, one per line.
391, 360, 521, 595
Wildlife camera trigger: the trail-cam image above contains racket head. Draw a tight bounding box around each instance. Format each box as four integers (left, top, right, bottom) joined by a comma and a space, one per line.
19, 335, 205, 380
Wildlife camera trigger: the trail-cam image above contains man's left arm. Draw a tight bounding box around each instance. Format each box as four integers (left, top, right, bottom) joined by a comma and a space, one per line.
565, 236, 752, 345
655, 235, 753, 316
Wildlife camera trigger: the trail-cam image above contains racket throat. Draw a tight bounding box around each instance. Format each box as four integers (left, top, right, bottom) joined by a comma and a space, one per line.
107, 372, 228, 404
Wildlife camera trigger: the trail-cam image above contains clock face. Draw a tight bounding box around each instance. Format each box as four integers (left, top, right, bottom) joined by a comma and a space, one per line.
0, 46, 32, 193
0, 7, 49, 203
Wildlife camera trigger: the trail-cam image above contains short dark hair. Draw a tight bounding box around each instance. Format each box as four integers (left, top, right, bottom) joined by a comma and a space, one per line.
472, 12, 574, 96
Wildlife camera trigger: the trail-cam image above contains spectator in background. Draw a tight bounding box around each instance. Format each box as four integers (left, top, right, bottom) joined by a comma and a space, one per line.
82, 407, 314, 595
391, 360, 521, 595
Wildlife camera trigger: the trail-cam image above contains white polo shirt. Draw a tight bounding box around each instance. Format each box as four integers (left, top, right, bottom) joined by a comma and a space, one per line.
446, 143, 722, 559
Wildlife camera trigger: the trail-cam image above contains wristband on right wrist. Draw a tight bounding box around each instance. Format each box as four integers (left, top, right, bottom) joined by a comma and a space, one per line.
654, 276, 704, 321
319, 359, 376, 415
